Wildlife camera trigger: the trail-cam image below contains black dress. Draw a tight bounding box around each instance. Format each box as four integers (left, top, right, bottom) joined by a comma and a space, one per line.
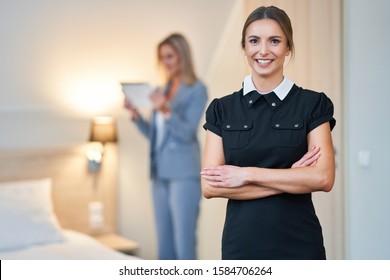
203, 84, 336, 260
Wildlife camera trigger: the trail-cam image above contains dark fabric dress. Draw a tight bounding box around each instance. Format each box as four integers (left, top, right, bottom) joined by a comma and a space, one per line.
203, 84, 336, 260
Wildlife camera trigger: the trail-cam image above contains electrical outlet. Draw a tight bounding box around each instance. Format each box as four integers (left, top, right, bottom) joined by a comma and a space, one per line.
358, 150, 371, 168
89, 201, 105, 230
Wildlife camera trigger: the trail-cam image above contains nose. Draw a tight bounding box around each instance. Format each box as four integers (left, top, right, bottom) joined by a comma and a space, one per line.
258, 42, 269, 56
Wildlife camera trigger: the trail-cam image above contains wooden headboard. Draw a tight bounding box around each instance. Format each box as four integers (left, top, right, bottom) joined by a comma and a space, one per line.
0, 143, 118, 236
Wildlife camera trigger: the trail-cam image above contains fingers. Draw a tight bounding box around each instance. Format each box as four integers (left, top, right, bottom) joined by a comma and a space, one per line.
302, 146, 320, 160
201, 171, 225, 188
291, 146, 321, 168
304, 152, 320, 166
201, 165, 245, 188
308, 146, 320, 155
201, 166, 222, 174
201, 174, 220, 182
304, 146, 321, 165
123, 98, 141, 120
150, 91, 165, 101
124, 98, 135, 110
201, 167, 225, 186
207, 181, 227, 187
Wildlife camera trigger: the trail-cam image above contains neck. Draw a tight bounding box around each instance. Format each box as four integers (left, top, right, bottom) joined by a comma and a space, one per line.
169, 73, 181, 85
166, 75, 181, 100
252, 73, 284, 93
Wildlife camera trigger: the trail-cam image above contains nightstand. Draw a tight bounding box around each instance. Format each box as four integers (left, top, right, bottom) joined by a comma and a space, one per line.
95, 233, 139, 255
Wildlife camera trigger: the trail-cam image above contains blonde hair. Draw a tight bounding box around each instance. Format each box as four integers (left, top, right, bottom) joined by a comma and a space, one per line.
157, 33, 198, 85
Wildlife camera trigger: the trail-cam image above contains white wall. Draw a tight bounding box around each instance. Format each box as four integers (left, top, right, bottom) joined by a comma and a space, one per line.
344, 0, 390, 259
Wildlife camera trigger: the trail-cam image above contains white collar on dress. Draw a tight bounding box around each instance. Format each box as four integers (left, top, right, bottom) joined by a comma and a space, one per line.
243, 74, 294, 100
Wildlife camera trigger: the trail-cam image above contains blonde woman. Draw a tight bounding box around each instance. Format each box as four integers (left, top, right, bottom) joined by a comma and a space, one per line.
124, 33, 208, 259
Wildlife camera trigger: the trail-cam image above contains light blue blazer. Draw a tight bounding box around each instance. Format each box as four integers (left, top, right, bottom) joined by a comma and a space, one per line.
135, 80, 208, 179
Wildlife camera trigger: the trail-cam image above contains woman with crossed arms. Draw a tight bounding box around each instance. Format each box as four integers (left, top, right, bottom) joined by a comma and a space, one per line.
201, 6, 336, 260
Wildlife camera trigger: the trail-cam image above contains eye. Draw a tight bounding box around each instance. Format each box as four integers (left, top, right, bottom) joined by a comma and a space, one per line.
249, 38, 259, 45
270, 39, 280, 45
161, 54, 174, 61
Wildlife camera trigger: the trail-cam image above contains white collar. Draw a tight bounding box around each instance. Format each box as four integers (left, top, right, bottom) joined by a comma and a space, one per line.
243, 74, 294, 100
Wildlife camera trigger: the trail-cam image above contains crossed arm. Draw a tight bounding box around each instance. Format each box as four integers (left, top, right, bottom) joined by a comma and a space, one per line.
201, 122, 335, 200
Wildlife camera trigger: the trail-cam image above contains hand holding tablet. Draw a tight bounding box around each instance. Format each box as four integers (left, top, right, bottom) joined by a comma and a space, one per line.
121, 82, 153, 108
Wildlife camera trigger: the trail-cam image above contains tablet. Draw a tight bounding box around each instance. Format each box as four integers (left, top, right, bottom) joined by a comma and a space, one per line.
121, 82, 152, 107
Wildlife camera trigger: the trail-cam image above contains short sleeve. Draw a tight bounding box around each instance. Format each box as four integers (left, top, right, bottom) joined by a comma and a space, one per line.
307, 92, 336, 132
203, 98, 222, 136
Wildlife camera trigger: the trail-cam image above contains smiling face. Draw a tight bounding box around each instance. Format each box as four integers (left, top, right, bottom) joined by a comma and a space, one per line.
243, 19, 290, 84
158, 43, 181, 79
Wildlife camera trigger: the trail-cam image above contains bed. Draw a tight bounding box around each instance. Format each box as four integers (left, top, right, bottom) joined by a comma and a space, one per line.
0, 230, 138, 260
0, 144, 139, 260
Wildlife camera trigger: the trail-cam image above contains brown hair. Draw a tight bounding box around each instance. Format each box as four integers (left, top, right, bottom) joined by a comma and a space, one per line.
241, 6, 295, 59
157, 33, 198, 85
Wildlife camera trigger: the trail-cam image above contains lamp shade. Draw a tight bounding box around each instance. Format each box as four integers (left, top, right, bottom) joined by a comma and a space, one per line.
89, 116, 117, 143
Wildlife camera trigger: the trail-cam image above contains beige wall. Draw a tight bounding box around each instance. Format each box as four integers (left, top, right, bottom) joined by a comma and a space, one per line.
199, 0, 248, 259
0, 0, 344, 259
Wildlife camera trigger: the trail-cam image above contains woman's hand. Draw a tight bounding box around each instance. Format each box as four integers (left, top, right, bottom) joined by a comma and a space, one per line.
291, 146, 320, 168
123, 98, 140, 121
201, 165, 249, 188
150, 89, 170, 115
201, 147, 321, 188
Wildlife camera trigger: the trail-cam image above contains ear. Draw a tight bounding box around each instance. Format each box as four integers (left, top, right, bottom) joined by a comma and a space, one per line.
242, 46, 249, 58
285, 47, 291, 57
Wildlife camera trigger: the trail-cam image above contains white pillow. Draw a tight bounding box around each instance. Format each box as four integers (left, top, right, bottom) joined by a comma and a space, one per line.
0, 178, 65, 251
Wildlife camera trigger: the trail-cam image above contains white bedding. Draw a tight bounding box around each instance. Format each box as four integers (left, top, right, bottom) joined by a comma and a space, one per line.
0, 230, 139, 260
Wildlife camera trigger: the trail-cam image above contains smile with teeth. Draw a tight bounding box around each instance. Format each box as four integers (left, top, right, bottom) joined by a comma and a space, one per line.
256, 59, 272, 64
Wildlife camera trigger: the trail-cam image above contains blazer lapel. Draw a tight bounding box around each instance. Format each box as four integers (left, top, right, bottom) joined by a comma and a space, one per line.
157, 83, 186, 150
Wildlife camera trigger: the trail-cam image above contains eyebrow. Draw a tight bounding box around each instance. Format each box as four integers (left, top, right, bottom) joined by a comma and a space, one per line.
248, 35, 283, 39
